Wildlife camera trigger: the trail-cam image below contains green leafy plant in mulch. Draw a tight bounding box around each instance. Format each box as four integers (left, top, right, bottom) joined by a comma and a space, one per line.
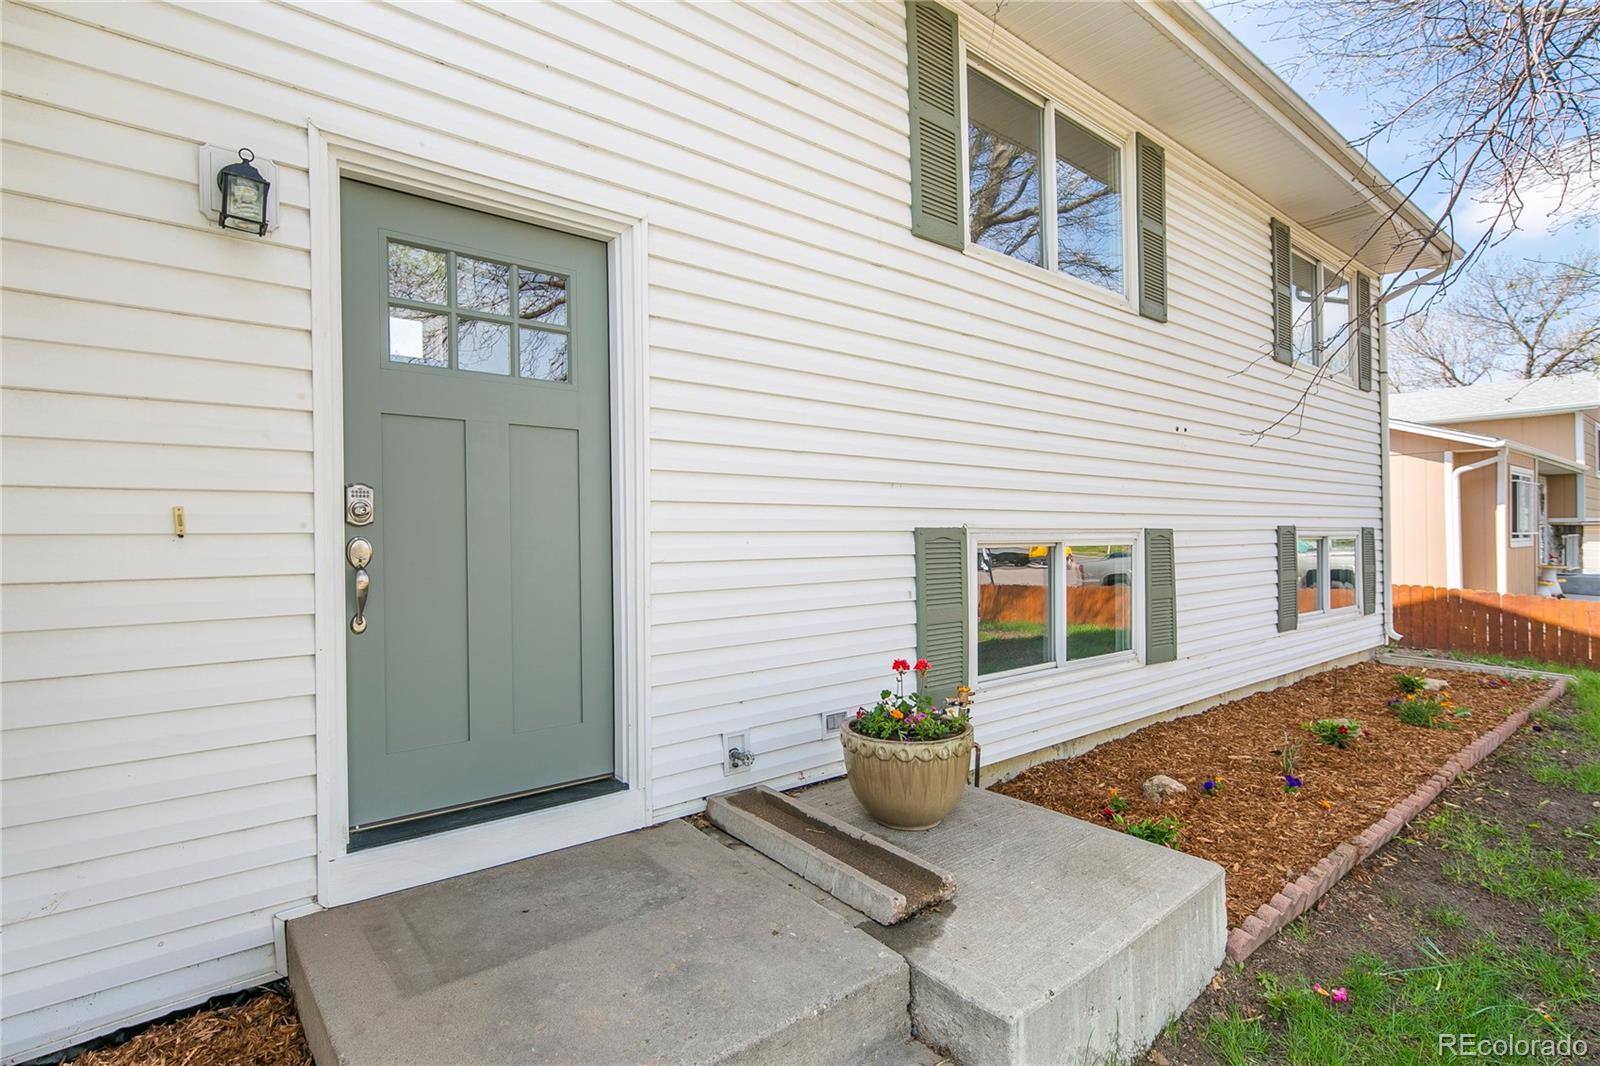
1306, 717, 1364, 748
1395, 670, 1429, 695
1098, 787, 1129, 820
1116, 813, 1181, 849
1391, 691, 1471, 729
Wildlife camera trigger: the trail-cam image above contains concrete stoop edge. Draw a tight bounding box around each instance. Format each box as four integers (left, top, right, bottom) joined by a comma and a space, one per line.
1224, 674, 1571, 964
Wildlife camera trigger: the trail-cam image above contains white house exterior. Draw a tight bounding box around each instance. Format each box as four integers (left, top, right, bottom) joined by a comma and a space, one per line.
0, 1, 1454, 1060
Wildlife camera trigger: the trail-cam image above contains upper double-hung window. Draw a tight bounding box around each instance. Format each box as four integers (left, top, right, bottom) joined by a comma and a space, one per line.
965, 68, 1126, 297
1289, 251, 1355, 381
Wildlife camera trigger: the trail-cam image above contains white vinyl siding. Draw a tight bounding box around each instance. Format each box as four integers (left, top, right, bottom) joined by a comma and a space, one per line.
1, 0, 1387, 1058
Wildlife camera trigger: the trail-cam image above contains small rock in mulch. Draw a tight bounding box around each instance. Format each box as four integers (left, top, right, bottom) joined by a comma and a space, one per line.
71, 989, 311, 1066
992, 661, 1550, 927
1142, 774, 1187, 802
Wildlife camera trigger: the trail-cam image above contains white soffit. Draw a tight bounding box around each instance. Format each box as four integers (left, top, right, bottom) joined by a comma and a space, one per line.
981, 1, 1458, 275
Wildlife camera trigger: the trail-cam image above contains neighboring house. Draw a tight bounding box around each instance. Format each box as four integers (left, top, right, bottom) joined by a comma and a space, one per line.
1390, 375, 1600, 594
0, 1, 1454, 1059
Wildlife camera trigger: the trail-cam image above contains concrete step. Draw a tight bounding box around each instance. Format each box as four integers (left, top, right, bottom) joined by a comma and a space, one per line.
288, 819, 910, 1065
798, 781, 1227, 1066
706, 786, 955, 925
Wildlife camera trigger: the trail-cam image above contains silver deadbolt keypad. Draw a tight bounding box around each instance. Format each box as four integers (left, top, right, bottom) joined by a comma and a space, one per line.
346, 483, 375, 526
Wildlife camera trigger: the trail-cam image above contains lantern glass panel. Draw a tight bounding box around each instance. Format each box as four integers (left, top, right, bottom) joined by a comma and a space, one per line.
224, 173, 265, 223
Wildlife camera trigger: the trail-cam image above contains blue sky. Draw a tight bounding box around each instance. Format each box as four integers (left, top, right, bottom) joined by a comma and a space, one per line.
1209, 2, 1595, 271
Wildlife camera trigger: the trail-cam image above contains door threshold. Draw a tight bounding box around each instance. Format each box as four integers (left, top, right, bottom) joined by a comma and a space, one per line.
349, 777, 628, 852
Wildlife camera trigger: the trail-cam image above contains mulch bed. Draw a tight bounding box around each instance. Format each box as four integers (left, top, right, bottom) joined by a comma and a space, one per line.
66, 988, 310, 1066
992, 661, 1551, 927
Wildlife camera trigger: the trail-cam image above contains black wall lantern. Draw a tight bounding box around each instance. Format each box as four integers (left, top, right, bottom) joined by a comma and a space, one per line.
216, 148, 270, 236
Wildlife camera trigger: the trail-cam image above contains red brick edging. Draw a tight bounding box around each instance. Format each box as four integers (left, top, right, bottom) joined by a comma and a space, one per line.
1224, 676, 1571, 963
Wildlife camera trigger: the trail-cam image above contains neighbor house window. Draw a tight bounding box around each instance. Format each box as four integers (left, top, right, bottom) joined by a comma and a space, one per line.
976, 539, 1135, 678
1511, 469, 1536, 544
1298, 535, 1360, 615
1290, 250, 1355, 380
967, 67, 1126, 294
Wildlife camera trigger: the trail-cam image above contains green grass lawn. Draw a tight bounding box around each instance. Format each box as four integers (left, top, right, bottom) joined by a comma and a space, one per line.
1160, 656, 1600, 1066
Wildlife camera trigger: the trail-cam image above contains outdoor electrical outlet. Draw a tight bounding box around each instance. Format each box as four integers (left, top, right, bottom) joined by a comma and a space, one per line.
823, 711, 847, 734
723, 732, 753, 775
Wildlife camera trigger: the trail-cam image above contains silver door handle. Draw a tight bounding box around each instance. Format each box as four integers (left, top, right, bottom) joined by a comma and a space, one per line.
348, 537, 372, 634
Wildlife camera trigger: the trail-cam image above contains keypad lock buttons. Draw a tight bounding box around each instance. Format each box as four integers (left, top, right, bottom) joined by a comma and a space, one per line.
346, 483, 375, 526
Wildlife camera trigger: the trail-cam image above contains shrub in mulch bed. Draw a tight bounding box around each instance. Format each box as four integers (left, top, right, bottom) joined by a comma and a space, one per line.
992, 661, 1551, 929
64, 986, 310, 1066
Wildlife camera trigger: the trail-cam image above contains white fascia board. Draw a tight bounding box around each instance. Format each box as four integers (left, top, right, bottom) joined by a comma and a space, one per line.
1390, 420, 1504, 448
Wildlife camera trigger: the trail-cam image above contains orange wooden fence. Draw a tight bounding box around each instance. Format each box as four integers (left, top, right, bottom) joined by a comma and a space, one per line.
1392, 585, 1599, 668
978, 584, 1128, 627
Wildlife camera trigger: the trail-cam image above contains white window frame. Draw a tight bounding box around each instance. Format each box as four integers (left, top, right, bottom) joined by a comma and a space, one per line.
971, 533, 1142, 685
1296, 532, 1362, 620
1289, 247, 1358, 384
1510, 468, 1536, 545
959, 53, 1137, 312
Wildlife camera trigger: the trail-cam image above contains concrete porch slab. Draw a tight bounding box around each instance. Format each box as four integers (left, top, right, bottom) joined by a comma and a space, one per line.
798, 781, 1227, 1066
287, 819, 909, 1065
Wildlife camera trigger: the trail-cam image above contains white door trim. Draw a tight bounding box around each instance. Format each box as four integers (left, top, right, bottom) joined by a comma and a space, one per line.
307, 123, 651, 908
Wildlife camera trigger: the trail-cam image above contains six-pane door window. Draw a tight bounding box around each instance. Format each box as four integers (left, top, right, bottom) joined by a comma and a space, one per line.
386, 239, 571, 382
976, 541, 1134, 678
967, 69, 1125, 294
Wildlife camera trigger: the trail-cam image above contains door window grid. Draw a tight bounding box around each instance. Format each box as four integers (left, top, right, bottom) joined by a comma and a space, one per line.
386, 239, 571, 382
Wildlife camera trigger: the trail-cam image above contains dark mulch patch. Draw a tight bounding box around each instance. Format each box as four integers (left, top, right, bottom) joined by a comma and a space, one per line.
1146, 691, 1600, 1064
62, 986, 310, 1066
992, 661, 1551, 926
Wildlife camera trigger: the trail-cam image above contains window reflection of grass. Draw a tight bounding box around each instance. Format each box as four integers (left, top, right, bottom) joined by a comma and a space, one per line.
978, 620, 1047, 675
978, 622, 1130, 674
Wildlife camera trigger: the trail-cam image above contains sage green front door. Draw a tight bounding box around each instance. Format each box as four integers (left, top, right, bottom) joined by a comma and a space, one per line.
340, 180, 614, 831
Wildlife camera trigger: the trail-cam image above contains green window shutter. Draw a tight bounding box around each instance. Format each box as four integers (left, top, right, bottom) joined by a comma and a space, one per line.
1276, 525, 1298, 632
1270, 219, 1293, 364
1361, 527, 1377, 615
914, 527, 968, 704
905, 2, 963, 250
1143, 528, 1177, 663
1356, 273, 1374, 392
1135, 134, 1168, 322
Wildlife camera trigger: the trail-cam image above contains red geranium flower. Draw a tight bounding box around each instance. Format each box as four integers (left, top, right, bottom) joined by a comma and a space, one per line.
913, 659, 930, 672
891, 659, 911, 673
1338, 724, 1349, 734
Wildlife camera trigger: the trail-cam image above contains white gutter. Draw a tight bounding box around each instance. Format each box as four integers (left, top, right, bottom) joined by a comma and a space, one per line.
1448, 453, 1502, 589
1495, 450, 1509, 594
1378, 301, 1402, 642
1378, 265, 1447, 307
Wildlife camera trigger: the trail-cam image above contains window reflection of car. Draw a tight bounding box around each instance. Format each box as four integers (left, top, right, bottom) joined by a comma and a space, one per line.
1076, 549, 1132, 586
981, 548, 1045, 571
1303, 568, 1357, 590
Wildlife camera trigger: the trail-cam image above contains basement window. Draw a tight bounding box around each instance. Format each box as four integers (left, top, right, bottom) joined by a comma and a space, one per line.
1297, 534, 1360, 616
975, 540, 1136, 679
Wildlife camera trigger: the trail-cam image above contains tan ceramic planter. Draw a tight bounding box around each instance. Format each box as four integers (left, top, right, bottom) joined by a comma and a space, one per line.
840, 726, 973, 830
